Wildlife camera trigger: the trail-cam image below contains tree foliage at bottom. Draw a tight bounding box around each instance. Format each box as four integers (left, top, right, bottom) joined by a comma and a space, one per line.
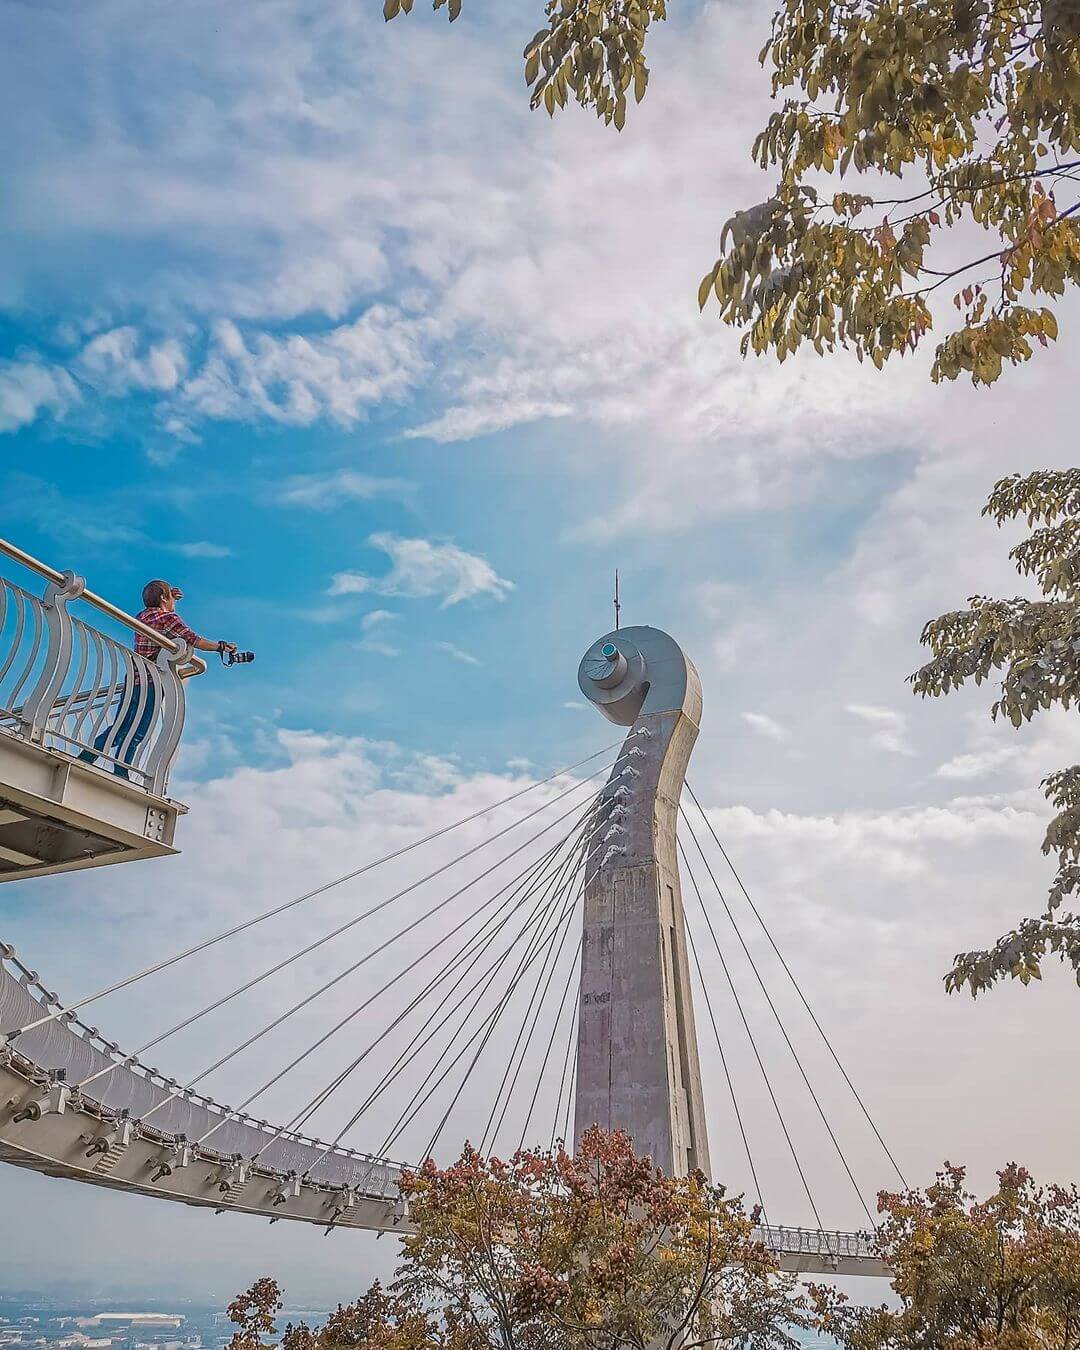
227, 1127, 808, 1350
815, 1163, 1080, 1350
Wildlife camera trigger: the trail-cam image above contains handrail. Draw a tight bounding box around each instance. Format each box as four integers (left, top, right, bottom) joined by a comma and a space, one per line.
755, 1223, 876, 1257
1, 944, 409, 1194
0, 546, 199, 796
0, 537, 207, 678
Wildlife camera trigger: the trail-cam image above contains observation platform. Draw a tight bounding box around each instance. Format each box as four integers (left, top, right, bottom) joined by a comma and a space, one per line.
0, 539, 204, 881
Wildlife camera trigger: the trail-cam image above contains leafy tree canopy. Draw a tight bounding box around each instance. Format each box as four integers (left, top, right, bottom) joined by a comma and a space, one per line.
912, 468, 1080, 995
383, 1, 664, 131
815, 1162, 1080, 1350
228, 1127, 809, 1350
387, 0, 1080, 385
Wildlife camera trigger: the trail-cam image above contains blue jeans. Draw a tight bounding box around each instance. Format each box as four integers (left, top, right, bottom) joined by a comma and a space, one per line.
78, 680, 157, 780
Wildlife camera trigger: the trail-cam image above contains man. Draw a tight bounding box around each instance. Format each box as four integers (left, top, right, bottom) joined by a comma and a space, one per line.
79, 579, 238, 780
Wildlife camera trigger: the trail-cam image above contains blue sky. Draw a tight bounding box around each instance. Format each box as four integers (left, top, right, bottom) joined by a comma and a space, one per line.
4, 0, 1080, 1307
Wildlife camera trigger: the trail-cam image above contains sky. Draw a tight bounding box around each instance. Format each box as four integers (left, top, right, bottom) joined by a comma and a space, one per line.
3, 0, 1080, 1311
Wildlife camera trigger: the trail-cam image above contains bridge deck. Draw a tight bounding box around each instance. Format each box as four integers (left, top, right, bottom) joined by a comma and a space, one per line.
0, 954, 888, 1277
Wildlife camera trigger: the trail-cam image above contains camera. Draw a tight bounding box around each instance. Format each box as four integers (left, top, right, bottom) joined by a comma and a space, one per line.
220, 647, 255, 667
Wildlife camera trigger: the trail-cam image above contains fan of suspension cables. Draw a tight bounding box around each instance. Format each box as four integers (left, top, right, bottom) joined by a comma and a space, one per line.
3, 742, 623, 1169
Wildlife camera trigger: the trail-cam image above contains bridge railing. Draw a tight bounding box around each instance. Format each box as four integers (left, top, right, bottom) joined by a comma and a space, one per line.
755, 1223, 877, 1260
0, 539, 205, 799
1, 944, 405, 1199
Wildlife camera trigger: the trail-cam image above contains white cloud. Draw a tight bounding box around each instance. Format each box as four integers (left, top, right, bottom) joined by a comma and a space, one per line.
180, 310, 433, 427
713, 619, 769, 675
0, 360, 80, 432
357, 608, 401, 655
435, 640, 480, 665
741, 712, 788, 743
845, 703, 915, 757
937, 747, 1024, 781
406, 399, 573, 443
329, 533, 514, 607
168, 540, 232, 559
78, 326, 187, 393
274, 470, 415, 510
0, 0, 921, 519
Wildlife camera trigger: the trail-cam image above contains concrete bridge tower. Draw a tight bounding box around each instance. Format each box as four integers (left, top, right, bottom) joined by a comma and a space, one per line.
574, 626, 711, 1178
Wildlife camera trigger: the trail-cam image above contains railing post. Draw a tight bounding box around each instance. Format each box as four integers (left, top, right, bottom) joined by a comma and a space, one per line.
144, 639, 192, 797
20, 570, 86, 741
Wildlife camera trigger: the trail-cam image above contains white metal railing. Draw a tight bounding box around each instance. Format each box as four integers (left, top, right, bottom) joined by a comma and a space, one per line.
0, 539, 205, 798
756, 1223, 877, 1260
0, 944, 406, 1200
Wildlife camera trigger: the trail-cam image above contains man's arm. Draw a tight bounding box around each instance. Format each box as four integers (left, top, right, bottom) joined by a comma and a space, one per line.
192, 636, 237, 654
161, 613, 236, 656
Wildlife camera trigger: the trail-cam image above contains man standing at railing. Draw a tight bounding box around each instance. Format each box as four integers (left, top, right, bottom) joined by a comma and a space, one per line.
78, 579, 237, 780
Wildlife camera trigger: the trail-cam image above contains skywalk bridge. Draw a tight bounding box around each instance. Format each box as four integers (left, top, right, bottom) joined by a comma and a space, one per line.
0, 539, 896, 1281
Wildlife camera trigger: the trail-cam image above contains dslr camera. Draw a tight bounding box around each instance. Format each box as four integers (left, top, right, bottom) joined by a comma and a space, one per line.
219, 645, 255, 667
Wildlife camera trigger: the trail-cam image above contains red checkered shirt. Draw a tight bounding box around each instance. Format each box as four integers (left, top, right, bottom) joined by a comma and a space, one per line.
134, 607, 200, 661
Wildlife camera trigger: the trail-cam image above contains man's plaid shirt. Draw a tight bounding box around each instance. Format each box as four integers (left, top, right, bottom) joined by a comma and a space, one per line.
134, 607, 200, 661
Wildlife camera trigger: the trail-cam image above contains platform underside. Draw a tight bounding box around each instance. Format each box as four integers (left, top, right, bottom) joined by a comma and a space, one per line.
0, 732, 183, 880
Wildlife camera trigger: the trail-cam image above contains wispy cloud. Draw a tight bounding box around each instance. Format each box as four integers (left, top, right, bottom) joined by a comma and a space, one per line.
406, 400, 572, 443
169, 540, 232, 559
180, 310, 433, 428
357, 607, 401, 656
0, 360, 80, 433
936, 747, 1023, 780
845, 703, 914, 757
741, 711, 788, 742
329, 534, 514, 607
2, 471, 230, 564
78, 326, 186, 393
435, 640, 479, 666
274, 470, 415, 511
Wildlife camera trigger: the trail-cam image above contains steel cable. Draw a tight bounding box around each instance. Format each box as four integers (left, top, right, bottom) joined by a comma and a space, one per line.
678, 838, 825, 1230
684, 917, 767, 1223
383, 852, 588, 1160
189, 791, 606, 1148
518, 936, 581, 1153
135, 781, 606, 1136
480, 893, 581, 1154
679, 813, 876, 1228
375, 845, 586, 1158
684, 779, 907, 1188
417, 895, 581, 1162
283, 804, 605, 1168
10, 742, 620, 1037
75, 780, 604, 1099
549, 971, 580, 1152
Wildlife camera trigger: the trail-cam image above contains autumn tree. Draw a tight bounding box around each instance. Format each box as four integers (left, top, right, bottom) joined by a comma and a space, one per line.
912, 468, 1080, 995
229, 1127, 809, 1350
814, 1162, 1080, 1350
387, 0, 1080, 385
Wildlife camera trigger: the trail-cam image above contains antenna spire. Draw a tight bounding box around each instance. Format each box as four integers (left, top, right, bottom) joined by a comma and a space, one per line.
613, 570, 621, 631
